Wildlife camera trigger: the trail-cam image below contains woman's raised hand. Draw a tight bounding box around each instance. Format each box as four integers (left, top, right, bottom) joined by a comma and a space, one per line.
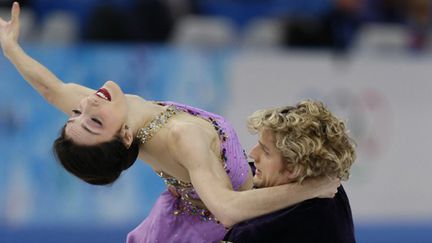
302, 176, 341, 199
316, 176, 341, 198
0, 2, 20, 53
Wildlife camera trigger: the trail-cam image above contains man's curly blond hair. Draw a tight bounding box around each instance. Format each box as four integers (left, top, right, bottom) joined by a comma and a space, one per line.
247, 100, 356, 183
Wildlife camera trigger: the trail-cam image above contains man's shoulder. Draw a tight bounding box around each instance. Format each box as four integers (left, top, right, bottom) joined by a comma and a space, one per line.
224, 185, 354, 242
237, 185, 351, 225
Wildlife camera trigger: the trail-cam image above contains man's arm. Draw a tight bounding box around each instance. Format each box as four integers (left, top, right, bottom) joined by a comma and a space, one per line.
1, 2, 94, 115
169, 124, 339, 228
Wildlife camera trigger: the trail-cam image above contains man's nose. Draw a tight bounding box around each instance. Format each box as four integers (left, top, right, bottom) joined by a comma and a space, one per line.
249, 155, 257, 164
248, 145, 258, 162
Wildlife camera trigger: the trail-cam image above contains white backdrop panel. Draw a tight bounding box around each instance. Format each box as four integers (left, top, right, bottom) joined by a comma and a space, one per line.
224, 51, 432, 222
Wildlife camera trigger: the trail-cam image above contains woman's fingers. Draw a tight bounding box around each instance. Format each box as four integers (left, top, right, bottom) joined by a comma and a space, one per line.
11, 2, 20, 26
0, 2, 19, 26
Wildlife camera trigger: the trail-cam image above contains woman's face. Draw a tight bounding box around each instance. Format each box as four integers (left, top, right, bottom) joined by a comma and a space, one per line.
65, 81, 128, 145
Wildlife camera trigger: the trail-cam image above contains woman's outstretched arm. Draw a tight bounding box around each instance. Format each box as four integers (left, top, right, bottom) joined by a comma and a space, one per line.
169, 124, 340, 228
0, 2, 94, 115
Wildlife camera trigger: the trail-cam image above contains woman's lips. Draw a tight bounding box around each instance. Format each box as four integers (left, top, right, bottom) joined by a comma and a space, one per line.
95, 88, 111, 101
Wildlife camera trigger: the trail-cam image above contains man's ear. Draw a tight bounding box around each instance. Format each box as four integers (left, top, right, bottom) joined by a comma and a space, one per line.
121, 124, 133, 149
284, 164, 302, 180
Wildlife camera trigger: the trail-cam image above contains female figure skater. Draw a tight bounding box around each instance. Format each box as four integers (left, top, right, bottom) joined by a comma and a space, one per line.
0, 3, 339, 242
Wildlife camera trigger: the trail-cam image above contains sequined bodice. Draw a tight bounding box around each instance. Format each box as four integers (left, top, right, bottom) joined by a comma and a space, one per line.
136, 105, 178, 144
145, 101, 249, 222
157, 171, 214, 221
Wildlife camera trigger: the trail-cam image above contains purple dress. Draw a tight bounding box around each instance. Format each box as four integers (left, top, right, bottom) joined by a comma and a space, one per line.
127, 102, 250, 243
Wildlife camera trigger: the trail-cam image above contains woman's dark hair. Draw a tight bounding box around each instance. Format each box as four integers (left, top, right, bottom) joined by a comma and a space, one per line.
53, 125, 140, 185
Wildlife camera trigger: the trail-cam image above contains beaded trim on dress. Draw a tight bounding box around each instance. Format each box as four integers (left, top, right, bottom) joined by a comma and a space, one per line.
136, 105, 179, 144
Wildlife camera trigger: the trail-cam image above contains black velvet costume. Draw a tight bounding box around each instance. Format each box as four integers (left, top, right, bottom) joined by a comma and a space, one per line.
223, 185, 356, 243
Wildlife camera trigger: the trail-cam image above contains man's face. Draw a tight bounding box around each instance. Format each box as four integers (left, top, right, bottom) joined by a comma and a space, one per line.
249, 129, 293, 188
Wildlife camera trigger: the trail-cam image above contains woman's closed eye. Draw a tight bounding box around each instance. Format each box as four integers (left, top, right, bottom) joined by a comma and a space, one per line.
72, 109, 81, 116
71, 110, 102, 127
91, 118, 103, 126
